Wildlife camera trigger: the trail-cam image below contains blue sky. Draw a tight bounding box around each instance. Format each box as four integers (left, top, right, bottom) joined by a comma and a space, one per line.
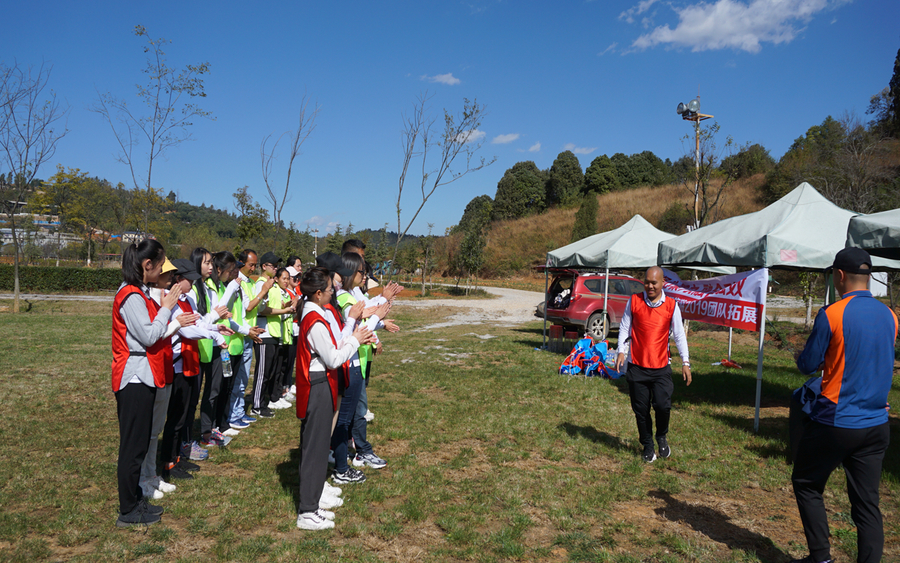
2, 0, 897, 236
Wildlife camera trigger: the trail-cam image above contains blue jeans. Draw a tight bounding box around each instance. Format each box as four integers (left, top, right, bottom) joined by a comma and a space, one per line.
351, 375, 372, 456
229, 340, 253, 424
331, 361, 363, 472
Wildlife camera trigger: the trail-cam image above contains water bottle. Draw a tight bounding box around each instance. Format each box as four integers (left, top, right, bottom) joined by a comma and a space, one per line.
221, 349, 233, 378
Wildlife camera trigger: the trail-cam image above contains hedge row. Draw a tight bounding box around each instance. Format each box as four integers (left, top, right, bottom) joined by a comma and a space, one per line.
0, 264, 122, 293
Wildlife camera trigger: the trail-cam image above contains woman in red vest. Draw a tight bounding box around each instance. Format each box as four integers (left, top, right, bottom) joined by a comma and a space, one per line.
111, 239, 183, 527
295, 267, 374, 530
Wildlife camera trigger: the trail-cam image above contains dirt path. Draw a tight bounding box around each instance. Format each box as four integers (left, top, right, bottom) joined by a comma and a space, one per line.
397, 286, 543, 331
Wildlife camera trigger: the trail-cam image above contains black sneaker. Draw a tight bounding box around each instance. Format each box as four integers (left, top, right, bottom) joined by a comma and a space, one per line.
642, 444, 657, 463
657, 436, 671, 459
164, 465, 194, 480
332, 467, 367, 484
116, 502, 161, 527
141, 498, 164, 516
251, 407, 275, 418
789, 557, 833, 563
177, 459, 200, 472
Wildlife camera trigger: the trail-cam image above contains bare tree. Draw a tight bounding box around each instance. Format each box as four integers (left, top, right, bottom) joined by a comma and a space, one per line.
92, 25, 212, 236
261, 97, 319, 253
0, 63, 68, 313
679, 121, 735, 228
389, 93, 495, 281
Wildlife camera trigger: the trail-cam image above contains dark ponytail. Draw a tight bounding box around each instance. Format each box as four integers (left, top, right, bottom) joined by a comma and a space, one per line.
299, 267, 330, 317
190, 247, 211, 315
122, 239, 165, 287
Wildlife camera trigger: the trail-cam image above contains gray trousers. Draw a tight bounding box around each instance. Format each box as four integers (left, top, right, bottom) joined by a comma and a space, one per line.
298, 372, 333, 513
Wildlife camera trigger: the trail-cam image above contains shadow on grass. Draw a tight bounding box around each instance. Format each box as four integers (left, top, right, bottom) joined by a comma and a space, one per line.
707, 411, 792, 463
649, 489, 789, 561
559, 422, 633, 453
275, 447, 301, 510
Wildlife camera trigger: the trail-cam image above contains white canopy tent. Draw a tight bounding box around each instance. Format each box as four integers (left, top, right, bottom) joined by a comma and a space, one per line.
542, 214, 733, 346
847, 208, 900, 260
658, 182, 900, 431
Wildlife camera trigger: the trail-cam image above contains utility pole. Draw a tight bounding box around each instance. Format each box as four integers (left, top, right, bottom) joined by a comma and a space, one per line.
676, 98, 713, 230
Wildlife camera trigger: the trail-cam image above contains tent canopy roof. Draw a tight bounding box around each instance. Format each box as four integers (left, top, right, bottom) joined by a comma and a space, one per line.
847, 208, 900, 260
658, 182, 900, 271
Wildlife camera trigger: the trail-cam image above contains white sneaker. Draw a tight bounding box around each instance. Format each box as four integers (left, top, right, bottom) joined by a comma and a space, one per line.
277, 398, 292, 408
364, 409, 375, 422
139, 479, 164, 500
268, 400, 288, 410
297, 511, 334, 530
317, 508, 335, 521
222, 427, 241, 437
319, 491, 344, 509
284, 392, 296, 402
323, 482, 342, 497
290, 385, 296, 394
150, 476, 176, 493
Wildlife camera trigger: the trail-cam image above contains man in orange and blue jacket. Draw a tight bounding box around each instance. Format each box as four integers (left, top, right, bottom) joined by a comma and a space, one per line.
792, 247, 897, 563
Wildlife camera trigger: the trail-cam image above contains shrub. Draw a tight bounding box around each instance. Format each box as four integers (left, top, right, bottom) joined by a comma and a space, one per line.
0, 264, 121, 292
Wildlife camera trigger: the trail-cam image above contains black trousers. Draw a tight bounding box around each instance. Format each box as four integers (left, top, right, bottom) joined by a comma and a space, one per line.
199, 355, 224, 437
281, 342, 297, 395
625, 364, 673, 448
161, 372, 191, 467
181, 373, 202, 446
792, 420, 889, 563
116, 382, 156, 514
252, 340, 278, 409
298, 374, 333, 513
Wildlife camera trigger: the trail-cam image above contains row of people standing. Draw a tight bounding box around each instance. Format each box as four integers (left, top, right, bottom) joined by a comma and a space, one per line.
112, 238, 400, 529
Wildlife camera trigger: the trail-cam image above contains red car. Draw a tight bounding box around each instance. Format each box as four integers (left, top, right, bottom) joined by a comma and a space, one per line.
536, 270, 645, 340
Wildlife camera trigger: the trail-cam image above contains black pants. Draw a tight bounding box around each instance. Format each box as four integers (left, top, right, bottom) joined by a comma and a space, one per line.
116, 382, 156, 514
625, 364, 673, 448
161, 372, 191, 467
199, 355, 224, 438
281, 342, 297, 395
298, 374, 333, 513
792, 420, 889, 563
181, 373, 202, 446
252, 340, 279, 409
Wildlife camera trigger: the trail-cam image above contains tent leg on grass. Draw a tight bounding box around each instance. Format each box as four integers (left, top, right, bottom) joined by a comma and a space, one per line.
753, 301, 767, 433
728, 327, 733, 361
541, 257, 549, 351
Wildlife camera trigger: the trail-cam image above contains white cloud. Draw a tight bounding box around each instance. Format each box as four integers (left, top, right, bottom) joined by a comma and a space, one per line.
597, 42, 618, 56
619, 0, 659, 24
455, 129, 486, 144
523, 142, 541, 153
563, 143, 597, 156
420, 73, 461, 85
492, 133, 520, 144
630, 0, 850, 53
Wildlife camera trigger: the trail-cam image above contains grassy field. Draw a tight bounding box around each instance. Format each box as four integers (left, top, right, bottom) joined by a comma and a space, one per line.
0, 298, 898, 562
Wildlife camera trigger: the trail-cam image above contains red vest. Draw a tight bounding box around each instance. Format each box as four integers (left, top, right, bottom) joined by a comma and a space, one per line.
176, 299, 201, 377
628, 294, 676, 370
296, 309, 341, 419
111, 285, 173, 392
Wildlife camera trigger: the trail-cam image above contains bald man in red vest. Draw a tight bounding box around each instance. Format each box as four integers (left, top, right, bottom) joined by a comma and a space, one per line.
614, 266, 692, 463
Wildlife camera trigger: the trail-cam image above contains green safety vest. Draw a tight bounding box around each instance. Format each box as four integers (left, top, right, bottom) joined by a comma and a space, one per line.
226, 282, 247, 355
257, 278, 292, 345
193, 278, 226, 363
240, 276, 258, 326
336, 291, 373, 377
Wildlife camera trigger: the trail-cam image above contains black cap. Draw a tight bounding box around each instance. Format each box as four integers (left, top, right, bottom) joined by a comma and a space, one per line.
171, 258, 200, 281
832, 247, 872, 275
316, 251, 354, 280
258, 252, 282, 267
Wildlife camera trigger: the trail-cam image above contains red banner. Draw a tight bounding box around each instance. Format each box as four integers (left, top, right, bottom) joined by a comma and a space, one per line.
662, 268, 768, 332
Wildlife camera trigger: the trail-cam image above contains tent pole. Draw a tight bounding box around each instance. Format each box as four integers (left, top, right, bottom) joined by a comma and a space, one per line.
542, 258, 549, 350
603, 267, 609, 336
728, 327, 733, 361
753, 295, 768, 433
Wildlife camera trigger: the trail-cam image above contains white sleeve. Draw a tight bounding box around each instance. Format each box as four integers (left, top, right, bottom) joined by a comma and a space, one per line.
616, 299, 632, 357
670, 302, 689, 362
221, 279, 240, 308
308, 322, 359, 369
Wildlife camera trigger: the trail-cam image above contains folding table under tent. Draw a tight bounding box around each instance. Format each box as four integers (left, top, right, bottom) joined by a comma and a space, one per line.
657, 182, 900, 431
847, 208, 900, 260
541, 214, 733, 349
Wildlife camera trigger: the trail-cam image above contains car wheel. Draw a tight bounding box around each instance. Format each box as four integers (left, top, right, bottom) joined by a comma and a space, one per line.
587, 312, 609, 340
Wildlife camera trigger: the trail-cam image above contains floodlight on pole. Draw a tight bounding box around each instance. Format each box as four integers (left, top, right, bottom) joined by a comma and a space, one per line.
675, 97, 713, 230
